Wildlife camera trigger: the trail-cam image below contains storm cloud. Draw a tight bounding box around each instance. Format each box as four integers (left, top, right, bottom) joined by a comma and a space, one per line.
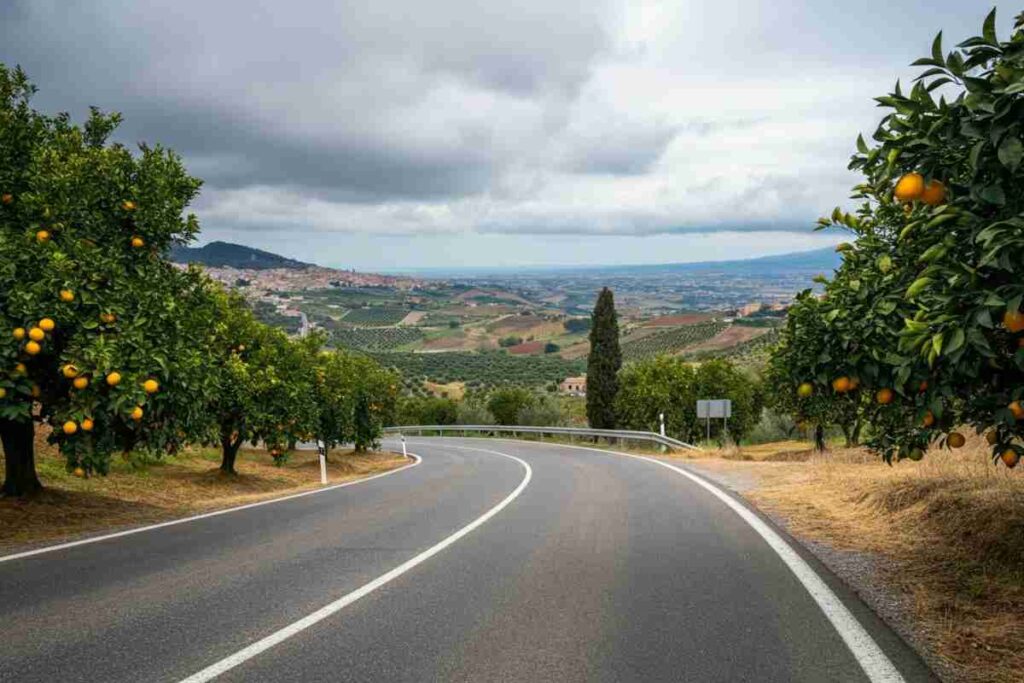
0, 0, 1017, 266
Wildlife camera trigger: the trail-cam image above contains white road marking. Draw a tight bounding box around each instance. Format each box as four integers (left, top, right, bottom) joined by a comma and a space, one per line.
0, 453, 421, 565
178, 445, 532, 683
434, 437, 907, 683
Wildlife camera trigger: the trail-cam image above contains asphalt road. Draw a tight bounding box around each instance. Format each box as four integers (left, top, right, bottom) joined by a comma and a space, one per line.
0, 438, 935, 682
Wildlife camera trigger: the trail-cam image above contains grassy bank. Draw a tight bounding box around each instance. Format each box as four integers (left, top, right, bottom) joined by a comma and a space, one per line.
1, 435, 408, 553
689, 438, 1023, 683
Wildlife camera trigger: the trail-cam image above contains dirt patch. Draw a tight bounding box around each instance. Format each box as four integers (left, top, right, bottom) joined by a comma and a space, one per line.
676, 324, 769, 354
399, 311, 427, 326
507, 340, 546, 355
1, 443, 409, 554
423, 381, 466, 400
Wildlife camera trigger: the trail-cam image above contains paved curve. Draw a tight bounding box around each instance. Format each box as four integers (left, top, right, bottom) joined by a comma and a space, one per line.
0, 438, 935, 682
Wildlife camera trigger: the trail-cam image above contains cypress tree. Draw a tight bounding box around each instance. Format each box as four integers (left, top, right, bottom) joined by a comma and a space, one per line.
586, 287, 621, 429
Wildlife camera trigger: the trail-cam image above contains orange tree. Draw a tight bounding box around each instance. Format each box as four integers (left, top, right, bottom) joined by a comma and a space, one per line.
766, 288, 871, 450
772, 9, 1024, 466
0, 65, 218, 495
311, 348, 398, 456
204, 288, 320, 473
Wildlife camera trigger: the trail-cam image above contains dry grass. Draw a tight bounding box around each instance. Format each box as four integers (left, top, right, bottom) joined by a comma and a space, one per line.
0, 437, 408, 553
693, 436, 1023, 683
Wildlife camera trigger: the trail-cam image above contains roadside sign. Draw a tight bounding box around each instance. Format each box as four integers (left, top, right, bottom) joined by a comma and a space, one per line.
697, 399, 732, 441
696, 399, 731, 418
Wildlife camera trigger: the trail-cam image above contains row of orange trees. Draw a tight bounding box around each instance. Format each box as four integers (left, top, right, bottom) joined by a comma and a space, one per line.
0, 64, 397, 495
768, 10, 1024, 468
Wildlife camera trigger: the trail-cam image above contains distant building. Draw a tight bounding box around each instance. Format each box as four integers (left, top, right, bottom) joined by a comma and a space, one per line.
559, 375, 587, 396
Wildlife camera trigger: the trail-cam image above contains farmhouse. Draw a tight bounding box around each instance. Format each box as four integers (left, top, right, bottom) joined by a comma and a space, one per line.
559, 375, 587, 396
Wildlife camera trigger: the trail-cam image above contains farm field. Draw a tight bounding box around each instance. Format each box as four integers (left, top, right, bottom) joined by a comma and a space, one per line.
340, 307, 410, 326
331, 327, 424, 351
620, 320, 728, 362
371, 351, 585, 389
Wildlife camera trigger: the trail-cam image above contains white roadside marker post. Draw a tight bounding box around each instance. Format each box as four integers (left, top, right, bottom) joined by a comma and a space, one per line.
318, 441, 327, 485
401, 434, 408, 459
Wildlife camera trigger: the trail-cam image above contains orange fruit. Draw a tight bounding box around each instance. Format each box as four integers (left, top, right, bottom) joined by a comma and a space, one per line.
1003, 310, 1024, 333
73, 376, 89, 390
59, 289, 74, 302
106, 371, 122, 386
130, 236, 145, 248
986, 430, 999, 445
100, 313, 116, 324
797, 382, 814, 398
142, 379, 159, 394
29, 384, 40, 398
36, 230, 50, 243
919, 180, 946, 206
62, 421, 78, 435
848, 377, 860, 390
28, 327, 45, 341
1010, 401, 1024, 420
25, 340, 41, 355
876, 388, 894, 404
62, 364, 79, 379
921, 411, 935, 427
918, 380, 929, 393
1, 193, 12, 204
947, 432, 965, 448
39, 318, 55, 332
12, 327, 25, 340
0, 388, 6, 400
894, 173, 925, 202
14, 363, 26, 375
130, 406, 144, 421
832, 376, 851, 393
73, 467, 86, 478
1001, 449, 1019, 469
81, 418, 94, 432
122, 200, 136, 211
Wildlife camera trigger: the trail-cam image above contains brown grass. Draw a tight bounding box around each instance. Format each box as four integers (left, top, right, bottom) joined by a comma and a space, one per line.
689, 437, 1024, 683
0, 439, 409, 554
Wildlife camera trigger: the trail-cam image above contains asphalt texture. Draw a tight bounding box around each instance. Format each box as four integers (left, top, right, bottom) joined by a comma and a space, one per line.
0, 438, 936, 682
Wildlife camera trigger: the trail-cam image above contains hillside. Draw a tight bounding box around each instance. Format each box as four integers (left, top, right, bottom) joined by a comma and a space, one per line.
170, 241, 312, 269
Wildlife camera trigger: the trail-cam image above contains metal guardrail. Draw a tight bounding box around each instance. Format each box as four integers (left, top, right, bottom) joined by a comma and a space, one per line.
382, 425, 701, 452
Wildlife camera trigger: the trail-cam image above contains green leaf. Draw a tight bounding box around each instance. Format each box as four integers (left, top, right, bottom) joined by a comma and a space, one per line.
980, 184, 1007, 205
931, 31, 944, 63
982, 8, 997, 45
945, 328, 965, 354
998, 135, 1023, 171
906, 277, 932, 299
856, 134, 869, 154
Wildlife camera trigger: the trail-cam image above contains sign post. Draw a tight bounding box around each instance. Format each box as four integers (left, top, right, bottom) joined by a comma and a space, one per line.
317, 441, 328, 485
401, 434, 408, 459
696, 399, 732, 442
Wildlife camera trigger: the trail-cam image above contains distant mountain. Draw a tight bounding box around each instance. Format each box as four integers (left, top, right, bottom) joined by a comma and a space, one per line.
397, 246, 843, 278
170, 241, 312, 270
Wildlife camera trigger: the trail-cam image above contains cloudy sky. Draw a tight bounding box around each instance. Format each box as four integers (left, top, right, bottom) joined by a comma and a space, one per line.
0, 1, 1013, 271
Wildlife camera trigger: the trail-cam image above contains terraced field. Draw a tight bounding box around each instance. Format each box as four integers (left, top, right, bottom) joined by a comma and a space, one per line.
341, 307, 410, 326
620, 320, 728, 362
371, 351, 584, 388
331, 327, 424, 351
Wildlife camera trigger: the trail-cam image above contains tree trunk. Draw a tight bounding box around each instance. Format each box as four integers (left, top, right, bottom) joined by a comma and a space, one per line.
219, 425, 243, 475
814, 424, 826, 452
1, 418, 42, 497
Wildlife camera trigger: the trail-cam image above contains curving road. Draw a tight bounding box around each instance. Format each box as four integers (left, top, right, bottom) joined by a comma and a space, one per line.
0, 438, 935, 682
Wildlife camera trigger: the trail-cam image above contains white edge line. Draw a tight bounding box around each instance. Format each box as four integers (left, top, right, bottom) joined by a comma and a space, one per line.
0, 452, 422, 565
419, 437, 906, 683
178, 444, 532, 683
